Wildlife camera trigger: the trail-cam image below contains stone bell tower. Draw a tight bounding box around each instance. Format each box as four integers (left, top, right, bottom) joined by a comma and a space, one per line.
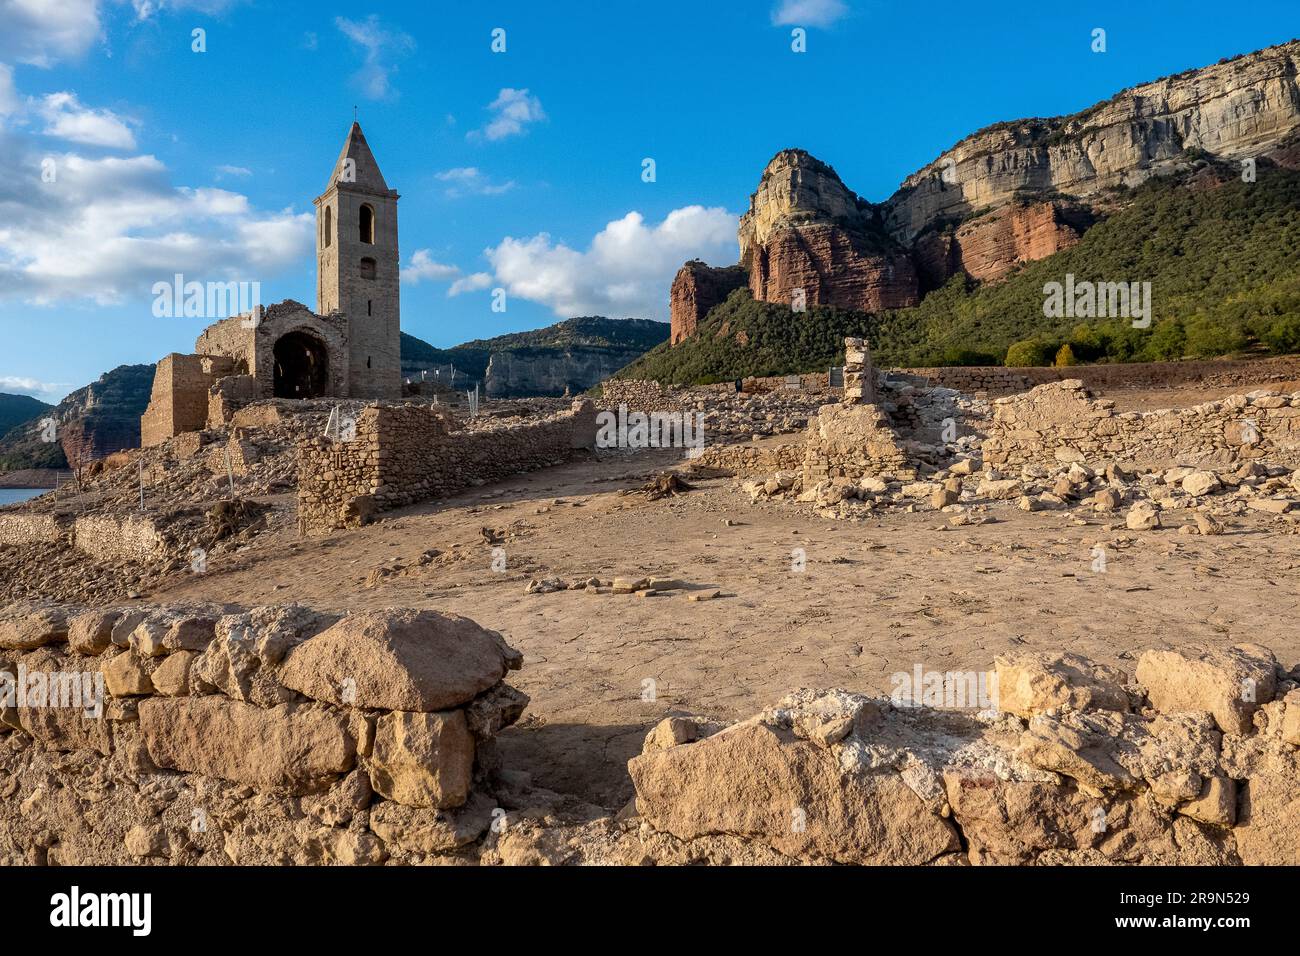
314, 122, 401, 399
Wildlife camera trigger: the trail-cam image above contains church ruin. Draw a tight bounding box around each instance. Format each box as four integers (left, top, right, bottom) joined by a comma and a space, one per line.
141, 122, 402, 446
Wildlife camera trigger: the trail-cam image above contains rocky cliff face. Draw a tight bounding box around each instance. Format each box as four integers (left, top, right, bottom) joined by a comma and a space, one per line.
885, 41, 1300, 243
0, 365, 154, 471
738, 150, 919, 314
914, 200, 1095, 289
666, 40, 1300, 345
483, 348, 648, 398
670, 261, 747, 345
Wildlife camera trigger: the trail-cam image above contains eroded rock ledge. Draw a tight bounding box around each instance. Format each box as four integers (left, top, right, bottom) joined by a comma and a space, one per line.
616, 645, 1300, 865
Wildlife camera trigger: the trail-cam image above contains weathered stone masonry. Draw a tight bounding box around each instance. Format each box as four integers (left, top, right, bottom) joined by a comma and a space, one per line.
298, 400, 598, 534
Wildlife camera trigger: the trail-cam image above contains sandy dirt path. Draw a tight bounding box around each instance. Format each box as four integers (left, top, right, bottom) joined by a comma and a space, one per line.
145, 441, 1300, 809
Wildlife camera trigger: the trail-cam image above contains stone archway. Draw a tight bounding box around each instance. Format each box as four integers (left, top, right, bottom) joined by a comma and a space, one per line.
273, 330, 330, 398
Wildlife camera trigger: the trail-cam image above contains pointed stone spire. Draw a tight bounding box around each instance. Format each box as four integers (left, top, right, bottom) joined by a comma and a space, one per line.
327, 122, 390, 193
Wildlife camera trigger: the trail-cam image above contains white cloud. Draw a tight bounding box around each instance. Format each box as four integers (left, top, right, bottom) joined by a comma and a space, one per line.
0, 142, 312, 306
772, 0, 848, 27
471, 88, 545, 142
434, 166, 515, 198
0, 63, 17, 117
335, 15, 414, 100
483, 205, 738, 319
0, 0, 102, 67
130, 0, 249, 19
401, 249, 460, 284
0, 374, 69, 400
215, 164, 251, 178
447, 272, 491, 297
36, 91, 135, 149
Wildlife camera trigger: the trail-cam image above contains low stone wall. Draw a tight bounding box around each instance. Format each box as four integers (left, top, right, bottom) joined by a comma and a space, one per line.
72, 514, 170, 563
0, 601, 526, 864
689, 440, 805, 477
983, 380, 1300, 471
0, 513, 72, 548
298, 400, 598, 534
896, 355, 1300, 397
0, 512, 168, 563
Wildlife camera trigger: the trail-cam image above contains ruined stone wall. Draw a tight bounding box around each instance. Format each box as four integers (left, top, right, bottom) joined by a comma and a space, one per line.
983, 380, 1300, 471
207, 374, 262, 428
0, 601, 526, 864
141, 354, 236, 448
895, 355, 1300, 397
72, 515, 170, 563
802, 403, 912, 485
689, 441, 806, 478
0, 513, 71, 548
298, 401, 597, 534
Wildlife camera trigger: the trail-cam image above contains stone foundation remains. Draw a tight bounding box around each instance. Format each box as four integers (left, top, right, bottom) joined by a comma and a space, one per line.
0, 601, 526, 864
984, 380, 1300, 471
624, 641, 1300, 865
297, 400, 599, 534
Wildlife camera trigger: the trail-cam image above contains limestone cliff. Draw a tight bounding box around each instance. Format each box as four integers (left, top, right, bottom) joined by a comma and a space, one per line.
670, 261, 747, 345
737, 150, 919, 313
885, 40, 1300, 243
483, 347, 649, 398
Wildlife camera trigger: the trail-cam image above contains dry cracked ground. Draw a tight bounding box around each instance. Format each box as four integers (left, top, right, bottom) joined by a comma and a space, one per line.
143, 384, 1300, 813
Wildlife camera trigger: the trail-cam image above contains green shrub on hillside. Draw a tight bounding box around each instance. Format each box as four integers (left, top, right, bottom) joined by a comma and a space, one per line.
1005, 339, 1051, 366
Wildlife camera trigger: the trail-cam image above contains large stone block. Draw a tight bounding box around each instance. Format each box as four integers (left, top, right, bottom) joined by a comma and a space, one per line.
628, 721, 958, 864
139, 697, 356, 792
368, 710, 474, 809
1136, 644, 1277, 733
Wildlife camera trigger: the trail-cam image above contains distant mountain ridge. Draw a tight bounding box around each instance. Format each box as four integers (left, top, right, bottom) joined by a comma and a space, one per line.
0, 364, 154, 471
0, 394, 52, 438
400, 316, 668, 396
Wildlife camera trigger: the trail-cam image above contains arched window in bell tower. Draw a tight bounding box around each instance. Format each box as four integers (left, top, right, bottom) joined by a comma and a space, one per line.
323, 206, 332, 247
359, 204, 375, 244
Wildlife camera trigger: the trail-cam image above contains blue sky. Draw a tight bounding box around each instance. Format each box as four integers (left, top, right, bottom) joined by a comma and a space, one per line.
0, 0, 1296, 402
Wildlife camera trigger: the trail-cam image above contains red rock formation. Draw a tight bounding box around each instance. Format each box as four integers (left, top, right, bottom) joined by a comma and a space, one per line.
913, 201, 1095, 288
953, 202, 1093, 283
669, 261, 748, 345
748, 223, 918, 311
738, 150, 919, 313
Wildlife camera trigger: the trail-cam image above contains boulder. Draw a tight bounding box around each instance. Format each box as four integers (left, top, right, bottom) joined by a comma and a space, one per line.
278, 608, 516, 712
1181, 471, 1220, 497
628, 721, 959, 864
67, 609, 122, 655
1136, 644, 1277, 733
1125, 502, 1161, 531
0, 603, 69, 650
994, 652, 1129, 718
